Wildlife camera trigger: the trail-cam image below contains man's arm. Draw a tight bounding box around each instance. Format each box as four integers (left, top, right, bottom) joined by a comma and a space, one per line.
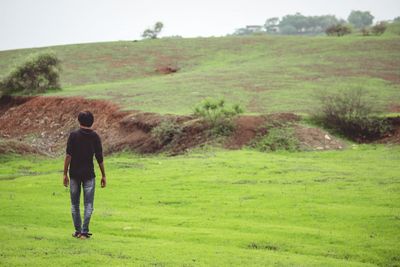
64, 133, 73, 187
63, 154, 71, 187
94, 134, 106, 188
98, 161, 106, 188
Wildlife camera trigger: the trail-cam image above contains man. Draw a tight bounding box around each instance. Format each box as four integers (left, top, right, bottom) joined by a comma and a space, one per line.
63, 111, 106, 239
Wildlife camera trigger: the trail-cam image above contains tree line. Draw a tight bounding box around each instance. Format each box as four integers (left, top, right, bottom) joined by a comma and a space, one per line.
234, 11, 399, 36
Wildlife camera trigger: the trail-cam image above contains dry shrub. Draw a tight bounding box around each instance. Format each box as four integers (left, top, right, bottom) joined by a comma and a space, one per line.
312, 89, 391, 141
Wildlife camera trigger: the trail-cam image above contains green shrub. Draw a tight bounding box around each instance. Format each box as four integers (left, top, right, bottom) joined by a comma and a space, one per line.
0, 52, 61, 96
325, 24, 352, 36
251, 121, 300, 152
194, 98, 243, 136
151, 120, 182, 145
312, 88, 391, 141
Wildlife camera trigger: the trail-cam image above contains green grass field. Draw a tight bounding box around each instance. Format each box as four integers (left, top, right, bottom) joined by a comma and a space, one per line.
1, 35, 399, 114
1, 145, 399, 266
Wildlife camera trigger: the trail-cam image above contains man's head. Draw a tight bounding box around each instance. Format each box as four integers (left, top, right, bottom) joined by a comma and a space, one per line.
78, 111, 94, 128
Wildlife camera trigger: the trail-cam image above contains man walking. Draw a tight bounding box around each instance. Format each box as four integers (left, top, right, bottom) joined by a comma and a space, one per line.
63, 111, 106, 239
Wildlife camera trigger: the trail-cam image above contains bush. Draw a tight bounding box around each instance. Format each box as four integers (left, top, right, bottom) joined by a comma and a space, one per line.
194, 98, 243, 136
312, 89, 391, 141
151, 120, 182, 145
325, 24, 352, 36
371, 22, 387, 35
253, 127, 300, 152
0, 52, 61, 96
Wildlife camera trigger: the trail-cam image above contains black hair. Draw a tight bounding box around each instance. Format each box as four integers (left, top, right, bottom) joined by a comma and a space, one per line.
78, 111, 94, 127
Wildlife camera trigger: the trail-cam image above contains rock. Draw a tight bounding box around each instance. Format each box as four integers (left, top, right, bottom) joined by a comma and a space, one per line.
324, 134, 331, 140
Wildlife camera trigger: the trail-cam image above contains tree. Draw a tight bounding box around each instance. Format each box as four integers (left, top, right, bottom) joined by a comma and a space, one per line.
264, 17, 279, 33
233, 28, 253, 36
142, 21, 164, 39
279, 13, 308, 34
348, 10, 374, 29
278, 13, 340, 35
280, 25, 297, 35
315, 15, 340, 32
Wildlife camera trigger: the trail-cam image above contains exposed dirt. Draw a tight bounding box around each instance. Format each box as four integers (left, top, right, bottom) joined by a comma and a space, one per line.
388, 103, 400, 113
226, 116, 268, 149
0, 95, 33, 114
0, 96, 358, 156
294, 127, 344, 150
0, 96, 204, 155
156, 66, 179, 74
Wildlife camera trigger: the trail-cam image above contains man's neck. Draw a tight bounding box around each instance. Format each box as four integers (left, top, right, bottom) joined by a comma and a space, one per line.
80, 125, 92, 130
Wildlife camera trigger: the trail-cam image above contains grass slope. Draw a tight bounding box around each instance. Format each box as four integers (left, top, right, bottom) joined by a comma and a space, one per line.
1, 145, 399, 266
0, 35, 399, 114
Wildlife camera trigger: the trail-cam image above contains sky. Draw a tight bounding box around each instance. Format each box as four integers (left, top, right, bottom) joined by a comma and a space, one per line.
0, 0, 399, 51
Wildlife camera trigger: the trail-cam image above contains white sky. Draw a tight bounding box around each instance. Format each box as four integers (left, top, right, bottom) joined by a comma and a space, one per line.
1, 0, 399, 51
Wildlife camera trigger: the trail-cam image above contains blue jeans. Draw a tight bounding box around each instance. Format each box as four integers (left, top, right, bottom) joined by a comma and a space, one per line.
70, 178, 95, 234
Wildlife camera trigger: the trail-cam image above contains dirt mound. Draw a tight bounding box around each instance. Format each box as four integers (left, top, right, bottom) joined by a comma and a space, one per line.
0, 96, 207, 155
0, 96, 349, 155
0, 96, 130, 154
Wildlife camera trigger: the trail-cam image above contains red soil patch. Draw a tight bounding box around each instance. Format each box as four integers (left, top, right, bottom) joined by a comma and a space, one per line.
0, 96, 202, 155
0, 96, 129, 154
226, 116, 267, 149
388, 103, 400, 113
156, 66, 179, 74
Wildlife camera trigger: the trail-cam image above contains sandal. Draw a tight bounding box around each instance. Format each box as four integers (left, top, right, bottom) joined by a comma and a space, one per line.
72, 231, 81, 238
79, 233, 92, 239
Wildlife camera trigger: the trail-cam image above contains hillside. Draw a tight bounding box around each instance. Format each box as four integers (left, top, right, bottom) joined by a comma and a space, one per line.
0, 35, 399, 114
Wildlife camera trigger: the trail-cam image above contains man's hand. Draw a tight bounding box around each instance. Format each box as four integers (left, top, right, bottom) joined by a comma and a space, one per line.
63, 175, 69, 187
101, 176, 106, 188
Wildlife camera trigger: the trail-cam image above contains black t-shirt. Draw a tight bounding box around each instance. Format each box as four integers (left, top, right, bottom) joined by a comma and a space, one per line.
66, 128, 103, 180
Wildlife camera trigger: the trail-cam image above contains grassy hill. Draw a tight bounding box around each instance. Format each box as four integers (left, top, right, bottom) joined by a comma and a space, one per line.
0, 35, 399, 114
